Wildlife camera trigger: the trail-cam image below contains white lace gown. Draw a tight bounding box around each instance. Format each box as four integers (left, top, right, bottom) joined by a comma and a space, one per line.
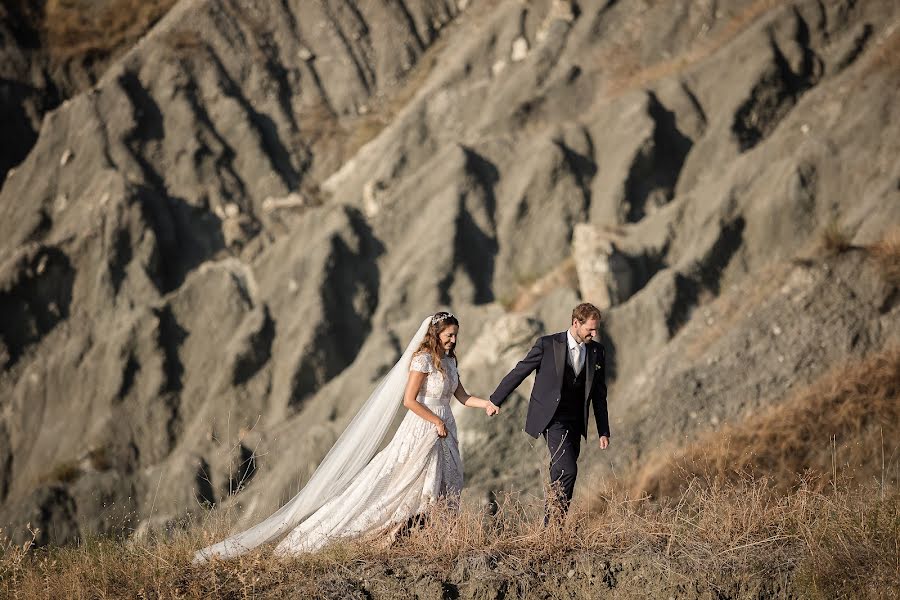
273, 352, 464, 554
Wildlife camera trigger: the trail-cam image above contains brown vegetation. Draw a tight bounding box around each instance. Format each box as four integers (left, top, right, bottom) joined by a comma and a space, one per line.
631, 346, 900, 499
37, 461, 81, 486
601, 0, 790, 96
857, 25, 900, 81
499, 257, 579, 312
820, 218, 854, 255
319, 32, 446, 166
291, 15, 447, 167
5, 298, 899, 598
1, 480, 897, 599
869, 226, 900, 286
6, 0, 178, 64
346, 45, 443, 155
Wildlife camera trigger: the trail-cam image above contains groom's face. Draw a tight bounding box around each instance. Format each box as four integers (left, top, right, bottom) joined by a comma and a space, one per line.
573, 318, 599, 343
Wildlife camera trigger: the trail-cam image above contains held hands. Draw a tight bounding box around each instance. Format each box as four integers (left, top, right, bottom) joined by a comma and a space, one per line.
435, 420, 448, 438
462, 395, 499, 416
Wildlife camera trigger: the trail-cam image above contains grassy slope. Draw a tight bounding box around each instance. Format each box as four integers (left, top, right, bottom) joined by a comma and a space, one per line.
2, 481, 898, 599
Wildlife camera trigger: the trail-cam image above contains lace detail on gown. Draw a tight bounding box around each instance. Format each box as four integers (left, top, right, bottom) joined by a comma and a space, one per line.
273, 352, 463, 554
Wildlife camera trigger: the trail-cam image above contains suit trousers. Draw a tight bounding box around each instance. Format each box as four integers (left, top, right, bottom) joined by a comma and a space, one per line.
543, 419, 582, 520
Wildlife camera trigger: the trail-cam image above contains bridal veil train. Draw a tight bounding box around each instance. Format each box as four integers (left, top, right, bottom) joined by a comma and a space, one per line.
194, 315, 461, 561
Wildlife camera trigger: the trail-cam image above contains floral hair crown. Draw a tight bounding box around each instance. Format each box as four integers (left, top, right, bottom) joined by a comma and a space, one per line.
431, 312, 455, 326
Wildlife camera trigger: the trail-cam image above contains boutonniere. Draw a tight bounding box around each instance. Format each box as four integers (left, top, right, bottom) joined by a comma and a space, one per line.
594, 363, 602, 371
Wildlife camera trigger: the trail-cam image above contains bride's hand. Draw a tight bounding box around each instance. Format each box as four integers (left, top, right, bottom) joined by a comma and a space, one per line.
435, 420, 448, 438
485, 403, 499, 416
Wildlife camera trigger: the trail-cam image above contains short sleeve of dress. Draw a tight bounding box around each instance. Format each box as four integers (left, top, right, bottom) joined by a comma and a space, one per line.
410, 353, 433, 373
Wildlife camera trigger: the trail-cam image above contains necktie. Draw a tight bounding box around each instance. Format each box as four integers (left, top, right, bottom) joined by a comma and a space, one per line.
572, 343, 583, 375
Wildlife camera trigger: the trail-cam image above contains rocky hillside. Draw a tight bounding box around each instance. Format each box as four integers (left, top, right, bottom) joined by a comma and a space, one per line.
0, 0, 180, 185
1, 0, 898, 545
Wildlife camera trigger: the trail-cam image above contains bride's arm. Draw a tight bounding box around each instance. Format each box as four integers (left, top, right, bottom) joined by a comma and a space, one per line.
454, 380, 498, 414
402, 371, 447, 435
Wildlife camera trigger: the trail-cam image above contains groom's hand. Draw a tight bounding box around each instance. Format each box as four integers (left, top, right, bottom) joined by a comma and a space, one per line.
598, 436, 609, 450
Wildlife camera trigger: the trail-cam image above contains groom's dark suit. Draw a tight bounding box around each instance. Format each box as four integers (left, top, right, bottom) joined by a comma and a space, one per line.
490, 332, 610, 511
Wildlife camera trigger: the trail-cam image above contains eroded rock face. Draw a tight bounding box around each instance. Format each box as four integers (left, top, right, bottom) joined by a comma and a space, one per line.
572, 224, 636, 310
0, 0, 175, 184
1, 0, 898, 543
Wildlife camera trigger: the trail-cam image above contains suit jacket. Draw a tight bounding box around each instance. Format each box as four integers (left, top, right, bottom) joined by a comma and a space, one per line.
490, 332, 609, 439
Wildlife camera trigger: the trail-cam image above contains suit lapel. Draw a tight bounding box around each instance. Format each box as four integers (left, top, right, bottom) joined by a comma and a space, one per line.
553, 333, 565, 381
584, 343, 595, 402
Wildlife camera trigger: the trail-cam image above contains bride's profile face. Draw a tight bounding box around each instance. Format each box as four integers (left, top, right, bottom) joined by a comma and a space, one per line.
438, 325, 458, 354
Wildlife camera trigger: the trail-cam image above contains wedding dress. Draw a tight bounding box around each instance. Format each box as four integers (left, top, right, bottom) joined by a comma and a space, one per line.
274, 351, 463, 553
194, 316, 463, 561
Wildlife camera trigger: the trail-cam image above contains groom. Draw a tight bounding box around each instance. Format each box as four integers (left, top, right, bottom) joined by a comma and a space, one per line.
489, 303, 610, 517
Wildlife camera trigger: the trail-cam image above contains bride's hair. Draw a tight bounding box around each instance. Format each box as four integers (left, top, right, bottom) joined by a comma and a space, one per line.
415, 311, 459, 374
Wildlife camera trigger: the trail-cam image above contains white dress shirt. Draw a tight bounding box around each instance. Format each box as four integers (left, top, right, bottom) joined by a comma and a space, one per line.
566, 330, 585, 376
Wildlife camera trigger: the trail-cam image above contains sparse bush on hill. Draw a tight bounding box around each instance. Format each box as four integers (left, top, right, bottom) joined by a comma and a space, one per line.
631, 346, 900, 499
5, 0, 178, 64
48, 0, 178, 62
869, 226, 900, 286
821, 218, 854, 255
795, 489, 900, 600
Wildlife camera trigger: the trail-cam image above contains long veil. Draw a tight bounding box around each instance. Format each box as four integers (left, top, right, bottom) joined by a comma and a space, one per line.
193, 315, 433, 562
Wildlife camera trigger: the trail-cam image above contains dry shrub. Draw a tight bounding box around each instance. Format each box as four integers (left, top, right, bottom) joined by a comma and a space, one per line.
382, 490, 603, 566
501, 257, 578, 312
613, 477, 810, 579
161, 28, 206, 54
0, 526, 37, 599
42, 0, 178, 63
868, 226, 900, 286
856, 25, 900, 82
632, 346, 900, 499
37, 461, 81, 486
820, 218, 853, 255
3, 481, 897, 598
795, 490, 900, 599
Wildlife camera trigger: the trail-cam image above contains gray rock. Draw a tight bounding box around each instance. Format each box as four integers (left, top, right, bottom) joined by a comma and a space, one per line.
572, 224, 634, 309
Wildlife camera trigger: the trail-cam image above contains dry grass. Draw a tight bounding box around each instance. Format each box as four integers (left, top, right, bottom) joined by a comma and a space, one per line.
868, 226, 900, 286
345, 45, 443, 155
856, 24, 900, 82
1, 480, 897, 599
17, 0, 178, 64
294, 20, 446, 167
599, 0, 791, 97
795, 489, 900, 599
499, 257, 579, 312
682, 260, 790, 360
820, 218, 854, 255
683, 230, 896, 361
36, 461, 81, 486
328, 33, 446, 165
631, 346, 900, 500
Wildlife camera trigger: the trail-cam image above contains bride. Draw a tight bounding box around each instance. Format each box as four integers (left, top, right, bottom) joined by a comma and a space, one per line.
194, 311, 498, 561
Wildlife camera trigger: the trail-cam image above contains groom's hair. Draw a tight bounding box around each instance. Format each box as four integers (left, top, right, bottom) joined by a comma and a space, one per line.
572, 302, 602, 324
